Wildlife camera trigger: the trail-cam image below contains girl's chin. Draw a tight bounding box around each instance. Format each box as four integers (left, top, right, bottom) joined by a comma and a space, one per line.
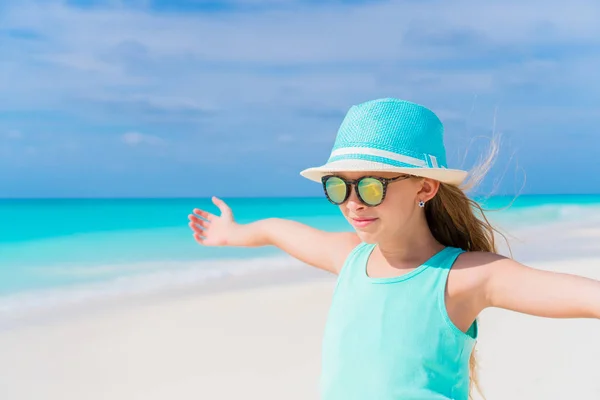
354, 230, 380, 244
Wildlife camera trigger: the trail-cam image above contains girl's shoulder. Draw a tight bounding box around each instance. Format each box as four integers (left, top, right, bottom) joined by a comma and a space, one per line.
452, 250, 507, 281
454, 250, 506, 270
448, 251, 508, 310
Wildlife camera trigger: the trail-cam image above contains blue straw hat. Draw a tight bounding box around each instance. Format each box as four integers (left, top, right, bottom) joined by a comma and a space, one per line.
300, 98, 468, 185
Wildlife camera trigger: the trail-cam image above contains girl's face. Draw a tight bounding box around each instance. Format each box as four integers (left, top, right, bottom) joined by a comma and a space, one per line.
332, 171, 436, 243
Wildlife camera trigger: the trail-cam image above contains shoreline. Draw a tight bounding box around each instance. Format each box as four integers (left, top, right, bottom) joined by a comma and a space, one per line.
3, 246, 600, 332
3, 215, 600, 331
0, 262, 334, 331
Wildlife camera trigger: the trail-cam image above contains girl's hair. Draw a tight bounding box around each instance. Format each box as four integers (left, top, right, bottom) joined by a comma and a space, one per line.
423, 137, 510, 399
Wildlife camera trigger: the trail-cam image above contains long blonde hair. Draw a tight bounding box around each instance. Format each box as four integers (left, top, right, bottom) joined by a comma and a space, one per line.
423, 137, 511, 399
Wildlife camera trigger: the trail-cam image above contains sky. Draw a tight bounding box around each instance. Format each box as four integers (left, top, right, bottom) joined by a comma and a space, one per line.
1, 0, 599, 198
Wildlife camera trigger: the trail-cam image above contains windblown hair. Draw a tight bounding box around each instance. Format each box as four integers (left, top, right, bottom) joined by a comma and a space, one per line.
423, 137, 510, 399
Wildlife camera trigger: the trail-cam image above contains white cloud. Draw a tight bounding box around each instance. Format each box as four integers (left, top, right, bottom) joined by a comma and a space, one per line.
5, 130, 22, 139
121, 131, 164, 146
40, 53, 123, 75
277, 134, 294, 143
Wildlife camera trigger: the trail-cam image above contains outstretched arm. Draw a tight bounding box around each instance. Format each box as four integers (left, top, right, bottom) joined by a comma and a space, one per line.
478, 253, 600, 319
189, 197, 360, 275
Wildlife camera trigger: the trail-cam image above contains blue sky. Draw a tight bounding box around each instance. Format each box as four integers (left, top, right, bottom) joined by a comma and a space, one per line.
1, 0, 599, 198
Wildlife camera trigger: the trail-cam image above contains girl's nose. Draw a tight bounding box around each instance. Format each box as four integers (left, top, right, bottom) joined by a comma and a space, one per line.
345, 189, 365, 213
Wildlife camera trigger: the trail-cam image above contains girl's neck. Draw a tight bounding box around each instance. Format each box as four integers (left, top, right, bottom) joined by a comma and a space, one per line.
375, 224, 444, 270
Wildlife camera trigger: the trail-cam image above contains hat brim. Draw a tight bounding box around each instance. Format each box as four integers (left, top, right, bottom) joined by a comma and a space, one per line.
300, 160, 468, 186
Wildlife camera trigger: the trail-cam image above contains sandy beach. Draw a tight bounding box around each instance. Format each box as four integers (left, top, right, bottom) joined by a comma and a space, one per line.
0, 252, 599, 400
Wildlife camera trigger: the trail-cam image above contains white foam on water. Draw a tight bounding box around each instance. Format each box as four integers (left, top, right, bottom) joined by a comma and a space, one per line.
489, 204, 600, 230
0, 255, 306, 322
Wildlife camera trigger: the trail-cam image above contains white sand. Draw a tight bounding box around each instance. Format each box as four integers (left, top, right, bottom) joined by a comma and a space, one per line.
0, 259, 599, 400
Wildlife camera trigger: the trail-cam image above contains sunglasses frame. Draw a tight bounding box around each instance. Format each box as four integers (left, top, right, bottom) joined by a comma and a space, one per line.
321, 174, 412, 207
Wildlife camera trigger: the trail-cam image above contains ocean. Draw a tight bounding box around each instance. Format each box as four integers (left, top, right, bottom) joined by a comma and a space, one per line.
1, 195, 600, 319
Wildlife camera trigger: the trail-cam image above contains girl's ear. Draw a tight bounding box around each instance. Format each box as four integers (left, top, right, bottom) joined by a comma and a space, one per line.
417, 178, 441, 202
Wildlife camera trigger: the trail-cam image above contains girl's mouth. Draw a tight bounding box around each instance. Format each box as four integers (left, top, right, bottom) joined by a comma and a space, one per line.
350, 217, 378, 228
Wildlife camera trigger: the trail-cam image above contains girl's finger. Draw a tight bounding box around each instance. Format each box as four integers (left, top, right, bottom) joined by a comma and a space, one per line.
211, 197, 232, 219
192, 208, 214, 222
193, 233, 206, 244
188, 216, 209, 228
189, 222, 206, 234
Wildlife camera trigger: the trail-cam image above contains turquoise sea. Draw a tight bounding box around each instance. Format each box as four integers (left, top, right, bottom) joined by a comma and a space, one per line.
1, 195, 600, 318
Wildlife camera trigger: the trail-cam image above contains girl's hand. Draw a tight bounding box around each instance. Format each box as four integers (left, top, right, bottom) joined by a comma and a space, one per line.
188, 197, 239, 246
187, 197, 361, 274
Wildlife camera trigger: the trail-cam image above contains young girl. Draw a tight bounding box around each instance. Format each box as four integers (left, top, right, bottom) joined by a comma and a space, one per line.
187, 98, 600, 400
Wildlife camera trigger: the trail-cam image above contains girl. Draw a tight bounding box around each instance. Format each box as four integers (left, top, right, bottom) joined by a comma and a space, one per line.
187, 98, 600, 400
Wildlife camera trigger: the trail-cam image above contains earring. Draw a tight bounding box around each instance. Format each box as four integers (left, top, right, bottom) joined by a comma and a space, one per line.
418, 200, 425, 208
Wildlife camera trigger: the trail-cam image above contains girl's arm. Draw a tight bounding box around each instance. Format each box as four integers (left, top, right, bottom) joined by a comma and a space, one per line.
188, 197, 361, 275
474, 253, 600, 319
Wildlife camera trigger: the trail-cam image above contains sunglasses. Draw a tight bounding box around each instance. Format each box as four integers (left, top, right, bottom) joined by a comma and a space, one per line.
321, 174, 412, 207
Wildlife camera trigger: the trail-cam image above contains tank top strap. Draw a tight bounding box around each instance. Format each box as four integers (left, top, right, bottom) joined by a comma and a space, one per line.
336, 241, 376, 286
430, 246, 479, 340
433, 246, 465, 277
427, 246, 465, 297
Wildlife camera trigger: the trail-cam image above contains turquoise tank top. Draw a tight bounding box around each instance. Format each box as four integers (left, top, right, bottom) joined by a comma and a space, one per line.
320, 242, 477, 400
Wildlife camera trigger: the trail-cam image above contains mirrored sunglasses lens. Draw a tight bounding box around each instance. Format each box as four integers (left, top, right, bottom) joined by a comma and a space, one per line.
325, 177, 347, 204
358, 178, 384, 206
